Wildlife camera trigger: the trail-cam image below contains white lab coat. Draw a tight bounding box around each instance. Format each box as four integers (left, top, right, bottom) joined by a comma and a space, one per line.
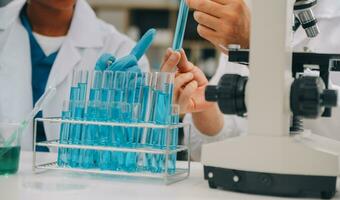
0, 0, 149, 150
185, 0, 340, 161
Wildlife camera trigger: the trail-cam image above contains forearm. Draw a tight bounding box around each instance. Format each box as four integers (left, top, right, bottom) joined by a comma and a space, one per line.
192, 104, 224, 136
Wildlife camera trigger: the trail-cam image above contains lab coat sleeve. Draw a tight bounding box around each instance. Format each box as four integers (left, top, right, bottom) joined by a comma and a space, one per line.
183, 54, 249, 161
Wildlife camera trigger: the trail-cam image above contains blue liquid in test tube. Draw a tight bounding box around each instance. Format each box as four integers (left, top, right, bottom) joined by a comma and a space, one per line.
172, 0, 189, 51
79, 71, 103, 169
110, 72, 126, 170
149, 73, 174, 173
124, 72, 139, 172
98, 71, 114, 170
152, 90, 172, 173
57, 101, 71, 167
168, 105, 180, 174
69, 70, 89, 168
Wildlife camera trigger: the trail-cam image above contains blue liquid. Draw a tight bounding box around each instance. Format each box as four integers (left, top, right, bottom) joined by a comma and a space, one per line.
89, 88, 101, 102
140, 86, 151, 122
64, 87, 79, 167
109, 103, 121, 170
98, 103, 112, 171
78, 83, 87, 101
108, 102, 129, 171
79, 103, 98, 169
69, 105, 85, 167
69, 82, 87, 168
173, 0, 189, 51
150, 90, 172, 173
168, 114, 179, 174
57, 111, 70, 167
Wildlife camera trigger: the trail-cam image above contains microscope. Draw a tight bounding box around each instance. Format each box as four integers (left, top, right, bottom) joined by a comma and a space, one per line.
203, 0, 340, 199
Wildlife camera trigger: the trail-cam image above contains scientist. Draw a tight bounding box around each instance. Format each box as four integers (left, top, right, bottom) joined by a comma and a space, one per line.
163, 0, 340, 161
0, 0, 179, 151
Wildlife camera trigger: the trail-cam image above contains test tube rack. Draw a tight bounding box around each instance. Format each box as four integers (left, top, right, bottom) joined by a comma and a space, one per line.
32, 117, 191, 185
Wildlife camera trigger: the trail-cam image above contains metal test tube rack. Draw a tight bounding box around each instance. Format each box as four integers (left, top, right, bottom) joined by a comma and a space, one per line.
33, 117, 191, 185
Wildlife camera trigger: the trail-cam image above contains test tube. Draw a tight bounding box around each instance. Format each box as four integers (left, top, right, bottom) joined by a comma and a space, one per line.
125, 103, 141, 172
108, 101, 122, 170
76, 70, 89, 102
68, 70, 88, 168
140, 72, 153, 123
172, 0, 189, 51
101, 71, 114, 103
57, 101, 71, 167
109, 72, 127, 170
79, 101, 100, 169
168, 104, 180, 174
98, 102, 111, 170
98, 71, 114, 170
116, 102, 131, 170
152, 72, 174, 124
124, 72, 138, 104
79, 71, 102, 168
151, 72, 175, 173
69, 100, 86, 168
122, 72, 138, 171
112, 71, 126, 102
88, 71, 103, 101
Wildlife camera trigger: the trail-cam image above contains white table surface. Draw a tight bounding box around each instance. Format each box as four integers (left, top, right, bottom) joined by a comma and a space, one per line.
1, 151, 339, 200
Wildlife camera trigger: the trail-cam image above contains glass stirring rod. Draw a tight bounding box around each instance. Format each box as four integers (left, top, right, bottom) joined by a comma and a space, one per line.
172, 0, 189, 51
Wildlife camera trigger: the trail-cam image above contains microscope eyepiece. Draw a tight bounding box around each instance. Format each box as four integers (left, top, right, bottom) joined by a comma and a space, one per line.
294, 0, 319, 38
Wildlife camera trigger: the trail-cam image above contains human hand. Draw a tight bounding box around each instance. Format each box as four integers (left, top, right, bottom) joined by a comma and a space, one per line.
186, 0, 250, 53
161, 48, 214, 114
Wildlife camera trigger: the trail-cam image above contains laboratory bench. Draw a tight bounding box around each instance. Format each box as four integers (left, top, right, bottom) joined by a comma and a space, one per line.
1, 151, 340, 200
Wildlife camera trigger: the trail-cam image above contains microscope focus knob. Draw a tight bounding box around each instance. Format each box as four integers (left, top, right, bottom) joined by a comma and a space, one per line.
205, 74, 248, 116
205, 86, 219, 102
291, 76, 338, 119
322, 89, 338, 107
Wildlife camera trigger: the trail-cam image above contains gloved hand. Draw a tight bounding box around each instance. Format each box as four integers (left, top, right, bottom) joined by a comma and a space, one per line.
107, 29, 156, 72
186, 0, 250, 53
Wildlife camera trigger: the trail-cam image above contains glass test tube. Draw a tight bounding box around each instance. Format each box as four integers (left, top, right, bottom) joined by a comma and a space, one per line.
79, 71, 102, 169
57, 101, 71, 167
168, 104, 180, 174
98, 71, 114, 170
148, 72, 175, 172
109, 72, 127, 170
125, 103, 141, 172
122, 72, 138, 171
69, 70, 89, 168
172, 0, 189, 51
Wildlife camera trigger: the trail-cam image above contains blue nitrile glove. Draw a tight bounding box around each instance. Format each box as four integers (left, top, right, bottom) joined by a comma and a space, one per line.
107, 55, 137, 71
126, 65, 141, 73
130, 28, 156, 60
95, 53, 116, 71
107, 28, 157, 72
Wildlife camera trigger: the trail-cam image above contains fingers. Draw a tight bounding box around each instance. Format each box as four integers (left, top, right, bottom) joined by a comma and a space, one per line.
186, 0, 224, 18
178, 80, 198, 112
160, 48, 181, 72
196, 24, 218, 44
177, 49, 195, 73
174, 73, 194, 103
193, 11, 220, 31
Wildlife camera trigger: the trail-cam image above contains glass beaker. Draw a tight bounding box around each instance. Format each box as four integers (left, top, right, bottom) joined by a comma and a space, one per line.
0, 123, 21, 175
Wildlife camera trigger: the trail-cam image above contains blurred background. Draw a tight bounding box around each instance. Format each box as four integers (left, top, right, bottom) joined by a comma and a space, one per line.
88, 0, 219, 79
